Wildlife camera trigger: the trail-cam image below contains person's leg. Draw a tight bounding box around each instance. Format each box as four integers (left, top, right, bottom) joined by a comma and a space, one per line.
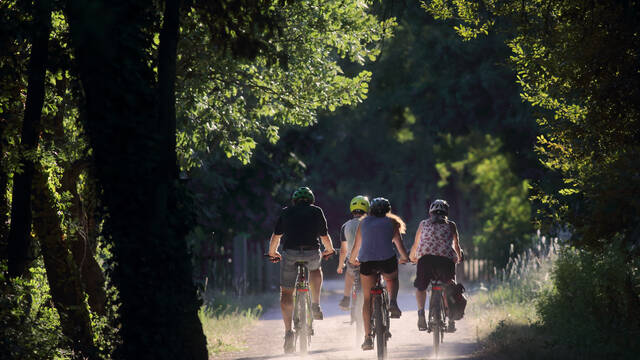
280, 287, 295, 331
382, 257, 401, 317
360, 272, 376, 337
344, 271, 354, 297
416, 289, 427, 310
309, 268, 322, 304
339, 269, 354, 310
414, 256, 430, 330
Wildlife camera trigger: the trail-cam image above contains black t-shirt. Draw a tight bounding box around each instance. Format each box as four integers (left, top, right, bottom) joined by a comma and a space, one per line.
274, 204, 328, 249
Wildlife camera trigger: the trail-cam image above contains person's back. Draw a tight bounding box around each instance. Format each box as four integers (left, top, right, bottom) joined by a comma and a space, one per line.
358, 215, 395, 262
337, 195, 369, 311
276, 203, 327, 250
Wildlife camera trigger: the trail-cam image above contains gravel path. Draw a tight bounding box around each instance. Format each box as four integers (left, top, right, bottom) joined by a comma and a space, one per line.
216, 279, 481, 360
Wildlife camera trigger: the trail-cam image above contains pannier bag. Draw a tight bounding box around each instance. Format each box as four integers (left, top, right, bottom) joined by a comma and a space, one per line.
445, 282, 467, 320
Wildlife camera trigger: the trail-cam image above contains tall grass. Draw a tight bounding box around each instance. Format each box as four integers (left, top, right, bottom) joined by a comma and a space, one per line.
468, 232, 558, 355
199, 291, 275, 355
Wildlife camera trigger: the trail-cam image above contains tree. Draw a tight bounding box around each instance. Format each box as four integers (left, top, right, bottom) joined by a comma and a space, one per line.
284, 1, 539, 257
423, 0, 640, 248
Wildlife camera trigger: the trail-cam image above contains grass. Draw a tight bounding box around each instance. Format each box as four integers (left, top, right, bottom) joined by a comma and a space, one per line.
199, 291, 276, 355
466, 233, 559, 359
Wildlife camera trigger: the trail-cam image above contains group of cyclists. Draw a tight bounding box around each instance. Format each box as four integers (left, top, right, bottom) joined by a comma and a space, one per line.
267, 186, 463, 353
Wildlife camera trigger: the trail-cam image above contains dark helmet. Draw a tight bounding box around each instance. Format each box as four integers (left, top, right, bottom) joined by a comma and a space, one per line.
292, 186, 315, 204
370, 197, 391, 217
429, 199, 449, 215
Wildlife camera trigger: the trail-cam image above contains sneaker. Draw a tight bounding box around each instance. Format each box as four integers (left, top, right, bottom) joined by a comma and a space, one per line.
361, 335, 374, 351
447, 320, 456, 333
283, 330, 295, 353
389, 299, 401, 318
417, 310, 427, 331
312, 303, 324, 320
338, 296, 350, 311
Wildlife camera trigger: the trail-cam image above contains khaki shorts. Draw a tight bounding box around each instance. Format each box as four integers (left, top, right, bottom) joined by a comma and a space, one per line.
280, 249, 322, 288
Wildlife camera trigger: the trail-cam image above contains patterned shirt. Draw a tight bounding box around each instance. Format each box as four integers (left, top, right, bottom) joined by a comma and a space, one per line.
415, 219, 457, 261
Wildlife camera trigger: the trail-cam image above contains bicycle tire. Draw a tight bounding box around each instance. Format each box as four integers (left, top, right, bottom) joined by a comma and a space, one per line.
354, 291, 364, 346
374, 296, 387, 360
433, 321, 440, 358
297, 292, 308, 353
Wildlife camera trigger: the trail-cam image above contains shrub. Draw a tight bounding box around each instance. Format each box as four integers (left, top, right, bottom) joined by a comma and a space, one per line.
0, 260, 67, 360
536, 242, 640, 359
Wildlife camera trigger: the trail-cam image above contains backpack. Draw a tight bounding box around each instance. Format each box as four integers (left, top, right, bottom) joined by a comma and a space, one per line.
445, 282, 467, 320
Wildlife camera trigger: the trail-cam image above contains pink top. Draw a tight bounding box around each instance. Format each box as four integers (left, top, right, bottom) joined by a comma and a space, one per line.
415, 219, 457, 261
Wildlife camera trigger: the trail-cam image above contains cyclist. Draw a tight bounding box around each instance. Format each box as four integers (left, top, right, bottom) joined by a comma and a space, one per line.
337, 195, 370, 311
409, 199, 462, 332
268, 186, 336, 353
349, 197, 410, 350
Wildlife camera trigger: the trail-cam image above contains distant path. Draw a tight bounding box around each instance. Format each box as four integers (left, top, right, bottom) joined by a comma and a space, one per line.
216, 279, 481, 360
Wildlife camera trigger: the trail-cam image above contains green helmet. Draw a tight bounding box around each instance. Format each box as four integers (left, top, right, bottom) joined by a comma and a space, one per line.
350, 195, 370, 213
292, 186, 315, 204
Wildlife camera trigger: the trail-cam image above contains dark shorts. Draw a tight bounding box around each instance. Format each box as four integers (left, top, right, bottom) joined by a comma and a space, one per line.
360, 256, 398, 276
414, 254, 455, 291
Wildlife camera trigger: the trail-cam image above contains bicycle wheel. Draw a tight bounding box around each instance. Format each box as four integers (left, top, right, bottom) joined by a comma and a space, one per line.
353, 290, 364, 346
374, 296, 387, 360
432, 320, 441, 358
296, 292, 309, 353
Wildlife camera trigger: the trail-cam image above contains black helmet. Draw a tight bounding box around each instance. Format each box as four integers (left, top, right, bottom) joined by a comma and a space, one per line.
429, 199, 449, 215
370, 197, 391, 217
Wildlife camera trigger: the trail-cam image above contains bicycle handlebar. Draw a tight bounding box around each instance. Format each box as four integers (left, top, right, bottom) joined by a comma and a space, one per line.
263, 248, 338, 263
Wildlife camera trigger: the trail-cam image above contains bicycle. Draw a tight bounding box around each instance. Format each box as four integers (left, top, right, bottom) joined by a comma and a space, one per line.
265, 250, 335, 354
424, 251, 464, 359
369, 272, 391, 360
427, 279, 449, 358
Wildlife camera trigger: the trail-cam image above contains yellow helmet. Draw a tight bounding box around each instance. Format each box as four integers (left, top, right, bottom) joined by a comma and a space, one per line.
349, 195, 370, 213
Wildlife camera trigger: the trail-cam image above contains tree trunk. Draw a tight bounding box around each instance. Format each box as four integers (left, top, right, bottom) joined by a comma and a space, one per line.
61, 161, 107, 315
7, 0, 52, 278
32, 166, 97, 359
66, 0, 208, 358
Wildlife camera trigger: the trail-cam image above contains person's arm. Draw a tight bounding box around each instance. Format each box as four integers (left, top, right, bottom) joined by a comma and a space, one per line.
451, 221, 462, 263
268, 233, 283, 260
320, 234, 335, 258
269, 211, 285, 260
316, 207, 335, 258
410, 224, 423, 263
337, 224, 347, 274
392, 227, 409, 264
349, 224, 362, 266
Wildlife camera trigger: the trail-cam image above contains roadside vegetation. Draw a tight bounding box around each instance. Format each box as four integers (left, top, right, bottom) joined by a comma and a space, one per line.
199, 292, 275, 355
470, 235, 640, 360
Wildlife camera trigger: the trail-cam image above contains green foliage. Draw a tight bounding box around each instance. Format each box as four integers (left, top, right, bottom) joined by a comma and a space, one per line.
285, 2, 540, 254
423, 0, 640, 248
536, 243, 640, 359
0, 260, 67, 360
176, 0, 394, 168
435, 133, 533, 265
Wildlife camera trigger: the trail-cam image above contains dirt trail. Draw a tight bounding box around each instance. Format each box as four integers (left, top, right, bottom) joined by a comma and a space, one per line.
216, 279, 481, 360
